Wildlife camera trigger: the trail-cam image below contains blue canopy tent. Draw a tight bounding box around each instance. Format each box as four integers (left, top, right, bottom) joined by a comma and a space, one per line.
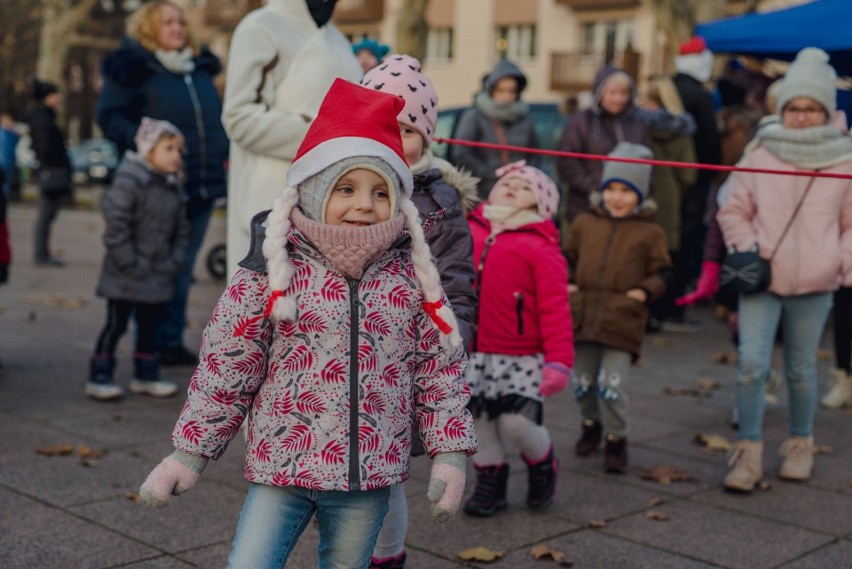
695, 0, 852, 75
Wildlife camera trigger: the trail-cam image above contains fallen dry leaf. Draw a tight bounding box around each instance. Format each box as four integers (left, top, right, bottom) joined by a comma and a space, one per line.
712, 351, 738, 365
23, 293, 85, 310
644, 509, 670, 521
652, 337, 674, 347
663, 386, 712, 398
647, 498, 664, 507
816, 349, 834, 361
124, 492, 141, 502
457, 547, 504, 562
77, 445, 107, 460
530, 544, 570, 564
757, 480, 773, 491
695, 379, 721, 391
693, 433, 734, 453
37, 444, 74, 457
812, 445, 833, 455
640, 466, 695, 485
588, 519, 607, 529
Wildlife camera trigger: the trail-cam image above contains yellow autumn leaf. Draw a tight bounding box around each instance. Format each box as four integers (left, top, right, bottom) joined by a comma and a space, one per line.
36, 444, 74, 456
457, 546, 504, 562
693, 433, 734, 453
530, 544, 568, 562
645, 509, 670, 521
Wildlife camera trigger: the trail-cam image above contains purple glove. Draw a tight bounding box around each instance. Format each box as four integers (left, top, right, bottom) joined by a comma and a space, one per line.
676, 260, 720, 307
540, 362, 571, 397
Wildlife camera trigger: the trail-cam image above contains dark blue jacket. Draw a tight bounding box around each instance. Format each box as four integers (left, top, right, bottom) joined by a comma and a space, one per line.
97, 38, 228, 202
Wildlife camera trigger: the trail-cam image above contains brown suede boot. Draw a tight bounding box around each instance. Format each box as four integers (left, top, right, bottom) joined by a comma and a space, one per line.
575, 419, 602, 456
603, 435, 628, 473
724, 440, 763, 492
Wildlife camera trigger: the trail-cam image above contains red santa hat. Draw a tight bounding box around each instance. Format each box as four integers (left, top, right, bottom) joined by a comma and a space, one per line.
675, 36, 713, 83
678, 36, 707, 55
262, 78, 461, 348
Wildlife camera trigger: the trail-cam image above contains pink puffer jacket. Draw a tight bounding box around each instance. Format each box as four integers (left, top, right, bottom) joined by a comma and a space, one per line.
718, 146, 852, 296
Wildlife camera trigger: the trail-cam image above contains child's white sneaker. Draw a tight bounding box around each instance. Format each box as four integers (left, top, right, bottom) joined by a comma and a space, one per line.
130, 379, 178, 398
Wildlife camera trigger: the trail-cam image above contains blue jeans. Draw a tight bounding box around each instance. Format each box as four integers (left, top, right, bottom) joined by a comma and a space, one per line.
156, 199, 212, 349
227, 484, 390, 569
736, 291, 833, 440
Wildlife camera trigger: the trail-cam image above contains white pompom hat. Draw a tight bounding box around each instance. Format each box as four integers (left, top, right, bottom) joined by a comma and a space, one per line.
259, 78, 461, 348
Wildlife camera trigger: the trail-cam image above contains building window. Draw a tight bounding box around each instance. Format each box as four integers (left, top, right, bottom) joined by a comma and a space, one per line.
581, 22, 596, 54
426, 27, 454, 63
496, 24, 536, 60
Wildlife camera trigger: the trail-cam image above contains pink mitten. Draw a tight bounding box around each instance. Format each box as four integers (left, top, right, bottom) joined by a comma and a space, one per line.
427, 452, 467, 523
540, 362, 571, 397
676, 260, 720, 307
139, 450, 207, 509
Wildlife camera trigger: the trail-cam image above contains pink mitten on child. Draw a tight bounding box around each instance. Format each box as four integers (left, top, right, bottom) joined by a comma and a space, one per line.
427, 451, 467, 523
139, 450, 208, 509
676, 260, 720, 307
540, 362, 571, 397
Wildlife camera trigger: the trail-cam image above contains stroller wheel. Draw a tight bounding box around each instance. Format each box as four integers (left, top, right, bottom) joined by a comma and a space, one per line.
206, 244, 227, 280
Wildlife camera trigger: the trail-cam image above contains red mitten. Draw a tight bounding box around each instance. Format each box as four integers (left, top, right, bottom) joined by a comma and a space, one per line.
675, 260, 720, 307
540, 362, 571, 397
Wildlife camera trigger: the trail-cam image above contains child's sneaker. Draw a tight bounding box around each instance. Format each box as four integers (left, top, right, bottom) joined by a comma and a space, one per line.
85, 356, 122, 401
779, 436, 814, 481
130, 379, 178, 398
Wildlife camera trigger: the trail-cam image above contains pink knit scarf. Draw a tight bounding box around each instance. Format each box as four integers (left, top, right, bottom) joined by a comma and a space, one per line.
291, 208, 405, 279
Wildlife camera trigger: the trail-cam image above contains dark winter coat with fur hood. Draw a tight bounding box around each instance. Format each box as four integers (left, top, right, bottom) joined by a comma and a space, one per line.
563, 195, 672, 357
97, 38, 228, 202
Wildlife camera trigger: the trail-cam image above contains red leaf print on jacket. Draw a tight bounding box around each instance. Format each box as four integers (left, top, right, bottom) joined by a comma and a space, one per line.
273, 391, 294, 416
321, 440, 346, 465
233, 316, 262, 340
363, 392, 386, 415
381, 363, 400, 388
254, 438, 272, 463
298, 310, 328, 335
203, 352, 223, 377
211, 388, 239, 406
294, 469, 324, 490
231, 349, 266, 377
385, 440, 402, 466
418, 411, 436, 431
282, 345, 313, 373
359, 425, 380, 454
443, 416, 468, 441
364, 312, 391, 337
296, 391, 327, 415
419, 327, 440, 352
358, 344, 377, 373
281, 424, 312, 453
228, 280, 249, 304
322, 278, 347, 302
416, 357, 438, 377
420, 383, 448, 405
388, 285, 413, 309
181, 421, 204, 445
277, 319, 297, 338
271, 470, 293, 486
321, 359, 346, 383
214, 415, 244, 440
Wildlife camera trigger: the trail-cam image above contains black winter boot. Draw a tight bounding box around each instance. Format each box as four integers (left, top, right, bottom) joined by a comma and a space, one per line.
463, 463, 509, 517
369, 551, 406, 569
85, 356, 122, 401
604, 435, 628, 473
523, 447, 559, 509
131, 353, 178, 398
575, 419, 602, 456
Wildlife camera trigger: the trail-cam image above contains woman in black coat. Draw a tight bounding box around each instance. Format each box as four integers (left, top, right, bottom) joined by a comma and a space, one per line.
97, 0, 228, 365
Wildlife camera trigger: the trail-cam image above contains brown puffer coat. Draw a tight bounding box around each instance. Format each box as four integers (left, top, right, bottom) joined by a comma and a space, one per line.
563, 195, 672, 357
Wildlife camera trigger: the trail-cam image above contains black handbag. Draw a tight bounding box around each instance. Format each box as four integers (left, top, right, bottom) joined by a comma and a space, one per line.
719, 177, 815, 295
36, 166, 71, 197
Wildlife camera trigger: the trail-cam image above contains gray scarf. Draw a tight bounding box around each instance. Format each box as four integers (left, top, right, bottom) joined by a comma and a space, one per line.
155, 48, 195, 75
474, 91, 528, 123
757, 120, 852, 169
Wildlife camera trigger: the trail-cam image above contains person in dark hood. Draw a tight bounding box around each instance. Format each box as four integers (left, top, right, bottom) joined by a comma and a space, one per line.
557, 65, 651, 224
97, 0, 229, 366
452, 59, 540, 199
306, 0, 337, 27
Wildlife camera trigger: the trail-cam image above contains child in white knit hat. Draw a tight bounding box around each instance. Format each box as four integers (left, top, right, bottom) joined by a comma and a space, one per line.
362, 53, 479, 569
565, 142, 671, 474
86, 117, 188, 401
138, 79, 477, 568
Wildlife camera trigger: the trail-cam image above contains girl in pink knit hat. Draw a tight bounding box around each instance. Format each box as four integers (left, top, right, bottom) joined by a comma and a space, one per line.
362, 54, 480, 569
138, 79, 477, 568
464, 161, 574, 517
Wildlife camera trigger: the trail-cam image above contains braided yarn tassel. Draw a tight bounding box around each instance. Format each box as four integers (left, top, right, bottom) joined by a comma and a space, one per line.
262, 186, 300, 321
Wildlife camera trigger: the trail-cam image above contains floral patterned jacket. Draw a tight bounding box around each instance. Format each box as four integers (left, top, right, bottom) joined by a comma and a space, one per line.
171, 222, 477, 491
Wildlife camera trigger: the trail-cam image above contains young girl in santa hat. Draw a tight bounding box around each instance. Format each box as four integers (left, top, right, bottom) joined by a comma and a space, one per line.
362, 53, 479, 569
463, 161, 573, 517
138, 78, 477, 568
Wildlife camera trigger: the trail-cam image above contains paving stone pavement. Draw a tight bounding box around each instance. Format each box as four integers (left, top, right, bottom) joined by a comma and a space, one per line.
0, 199, 849, 569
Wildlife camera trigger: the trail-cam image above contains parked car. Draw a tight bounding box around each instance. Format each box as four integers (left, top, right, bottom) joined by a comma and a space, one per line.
430, 102, 567, 181
69, 138, 119, 185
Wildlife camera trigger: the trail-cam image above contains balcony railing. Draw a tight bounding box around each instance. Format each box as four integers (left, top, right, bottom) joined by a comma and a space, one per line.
554, 0, 640, 10
550, 49, 641, 92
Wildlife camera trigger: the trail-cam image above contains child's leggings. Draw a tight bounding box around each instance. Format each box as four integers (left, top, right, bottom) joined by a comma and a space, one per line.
371, 483, 408, 559
572, 343, 632, 438
834, 286, 852, 374
94, 299, 164, 355
473, 412, 552, 465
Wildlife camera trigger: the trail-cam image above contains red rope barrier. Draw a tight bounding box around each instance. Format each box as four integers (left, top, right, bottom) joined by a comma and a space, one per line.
433, 137, 852, 181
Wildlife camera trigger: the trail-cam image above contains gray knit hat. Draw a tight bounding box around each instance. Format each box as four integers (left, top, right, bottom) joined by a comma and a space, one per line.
600, 142, 653, 202
297, 155, 402, 222
777, 47, 836, 116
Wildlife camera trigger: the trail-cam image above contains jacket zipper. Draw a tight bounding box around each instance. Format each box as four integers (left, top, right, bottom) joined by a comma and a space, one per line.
590, 220, 619, 332
514, 292, 525, 335
472, 233, 496, 352
347, 278, 361, 491
183, 74, 208, 200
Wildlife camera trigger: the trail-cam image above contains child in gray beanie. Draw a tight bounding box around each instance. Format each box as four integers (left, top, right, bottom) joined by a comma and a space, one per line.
563, 141, 672, 473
